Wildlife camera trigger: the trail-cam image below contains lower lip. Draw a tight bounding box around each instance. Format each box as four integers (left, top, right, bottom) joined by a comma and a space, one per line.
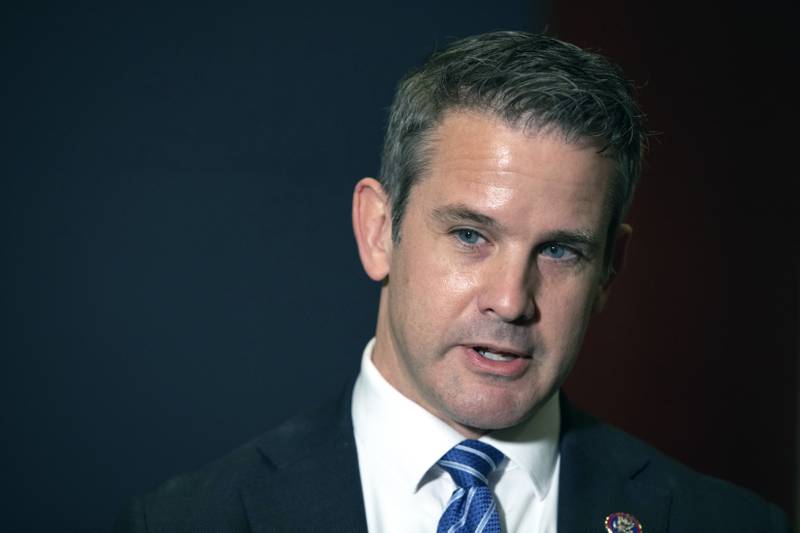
464, 346, 530, 377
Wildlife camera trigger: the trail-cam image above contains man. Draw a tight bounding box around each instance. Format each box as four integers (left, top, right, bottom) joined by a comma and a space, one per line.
115, 32, 788, 532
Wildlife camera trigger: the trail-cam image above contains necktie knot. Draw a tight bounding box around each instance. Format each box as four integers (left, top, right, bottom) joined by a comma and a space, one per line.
436, 440, 505, 533
437, 439, 504, 488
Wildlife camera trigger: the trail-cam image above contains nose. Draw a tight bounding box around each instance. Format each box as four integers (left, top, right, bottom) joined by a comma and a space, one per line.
477, 257, 538, 323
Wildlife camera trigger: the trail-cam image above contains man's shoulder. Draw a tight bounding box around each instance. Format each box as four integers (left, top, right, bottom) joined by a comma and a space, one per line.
156, 431, 273, 502
561, 401, 789, 531
114, 389, 357, 533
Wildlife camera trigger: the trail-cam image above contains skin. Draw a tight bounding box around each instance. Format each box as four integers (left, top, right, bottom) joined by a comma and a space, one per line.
353, 110, 630, 438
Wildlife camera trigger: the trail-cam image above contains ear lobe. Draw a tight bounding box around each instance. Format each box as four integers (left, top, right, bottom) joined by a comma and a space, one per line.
592, 223, 632, 314
352, 177, 393, 281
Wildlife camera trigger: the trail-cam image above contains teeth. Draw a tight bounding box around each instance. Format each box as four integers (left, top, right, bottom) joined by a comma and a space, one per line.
477, 348, 516, 362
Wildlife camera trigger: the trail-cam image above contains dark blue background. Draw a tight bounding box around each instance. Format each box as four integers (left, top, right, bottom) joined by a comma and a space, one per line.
2, 2, 544, 530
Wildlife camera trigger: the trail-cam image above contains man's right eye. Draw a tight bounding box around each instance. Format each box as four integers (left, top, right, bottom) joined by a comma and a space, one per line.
453, 228, 484, 246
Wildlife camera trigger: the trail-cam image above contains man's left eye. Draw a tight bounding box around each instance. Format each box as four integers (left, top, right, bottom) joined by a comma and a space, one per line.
454, 229, 484, 245
540, 244, 576, 259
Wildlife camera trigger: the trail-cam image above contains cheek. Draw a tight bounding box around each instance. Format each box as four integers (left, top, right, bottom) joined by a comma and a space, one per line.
391, 247, 479, 347
440, 264, 479, 297
404, 241, 478, 302
538, 278, 599, 341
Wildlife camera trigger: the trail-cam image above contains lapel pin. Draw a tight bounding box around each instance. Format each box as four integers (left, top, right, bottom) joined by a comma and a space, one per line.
604, 512, 643, 533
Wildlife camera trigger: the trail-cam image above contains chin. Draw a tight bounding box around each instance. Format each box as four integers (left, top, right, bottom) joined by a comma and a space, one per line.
447, 389, 542, 433
460, 414, 527, 433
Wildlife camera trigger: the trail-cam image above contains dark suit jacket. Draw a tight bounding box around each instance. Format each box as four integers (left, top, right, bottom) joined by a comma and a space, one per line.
114, 387, 789, 532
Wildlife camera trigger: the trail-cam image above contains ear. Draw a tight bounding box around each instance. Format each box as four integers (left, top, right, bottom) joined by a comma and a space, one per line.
592, 223, 632, 314
352, 177, 393, 281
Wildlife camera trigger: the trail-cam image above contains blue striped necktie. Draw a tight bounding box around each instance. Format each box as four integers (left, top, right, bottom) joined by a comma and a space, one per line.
437, 439, 505, 533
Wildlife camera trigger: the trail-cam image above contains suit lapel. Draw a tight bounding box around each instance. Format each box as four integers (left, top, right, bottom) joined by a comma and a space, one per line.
237, 388, 672, 533
240, 384, 368, 533
557, 397, 671, 533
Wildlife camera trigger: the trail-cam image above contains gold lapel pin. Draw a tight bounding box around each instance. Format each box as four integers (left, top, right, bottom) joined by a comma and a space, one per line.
604, 512, 643, 533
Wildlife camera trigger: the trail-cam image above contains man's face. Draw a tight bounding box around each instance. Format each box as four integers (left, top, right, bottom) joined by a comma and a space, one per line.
370, 110, 620, 436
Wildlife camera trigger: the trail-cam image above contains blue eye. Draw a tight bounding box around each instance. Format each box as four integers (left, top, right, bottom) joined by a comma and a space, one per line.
541, 244, 575, 259
454, 229, 483, 245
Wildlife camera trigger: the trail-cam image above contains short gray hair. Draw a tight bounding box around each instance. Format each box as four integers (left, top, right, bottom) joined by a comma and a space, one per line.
378, 31, 647, 254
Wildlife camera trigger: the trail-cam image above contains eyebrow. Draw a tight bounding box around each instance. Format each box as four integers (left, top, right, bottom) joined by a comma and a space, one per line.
539, 229, 602, 255
430, 203, 507, 232
430, 202, 602, 253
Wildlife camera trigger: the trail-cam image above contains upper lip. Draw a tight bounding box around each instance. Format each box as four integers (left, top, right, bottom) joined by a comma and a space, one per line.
468, 343, 532, 358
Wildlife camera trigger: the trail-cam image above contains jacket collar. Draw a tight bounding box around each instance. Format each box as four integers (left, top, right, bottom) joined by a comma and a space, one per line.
241, 381, 368, 533
557, 394, 672, 533
238, 385, 672, 533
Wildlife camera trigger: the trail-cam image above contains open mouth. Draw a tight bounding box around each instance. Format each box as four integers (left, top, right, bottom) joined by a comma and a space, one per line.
474, 346, 521, 362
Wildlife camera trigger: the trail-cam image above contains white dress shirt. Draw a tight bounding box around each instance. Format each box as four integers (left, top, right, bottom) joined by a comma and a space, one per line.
352, 338, 560, 533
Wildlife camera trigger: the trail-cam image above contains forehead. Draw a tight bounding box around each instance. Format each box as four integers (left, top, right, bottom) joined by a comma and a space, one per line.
409, 110, 615, 231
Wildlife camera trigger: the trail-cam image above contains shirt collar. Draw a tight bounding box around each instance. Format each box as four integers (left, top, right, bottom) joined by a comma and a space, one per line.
351, 338, 560, 500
